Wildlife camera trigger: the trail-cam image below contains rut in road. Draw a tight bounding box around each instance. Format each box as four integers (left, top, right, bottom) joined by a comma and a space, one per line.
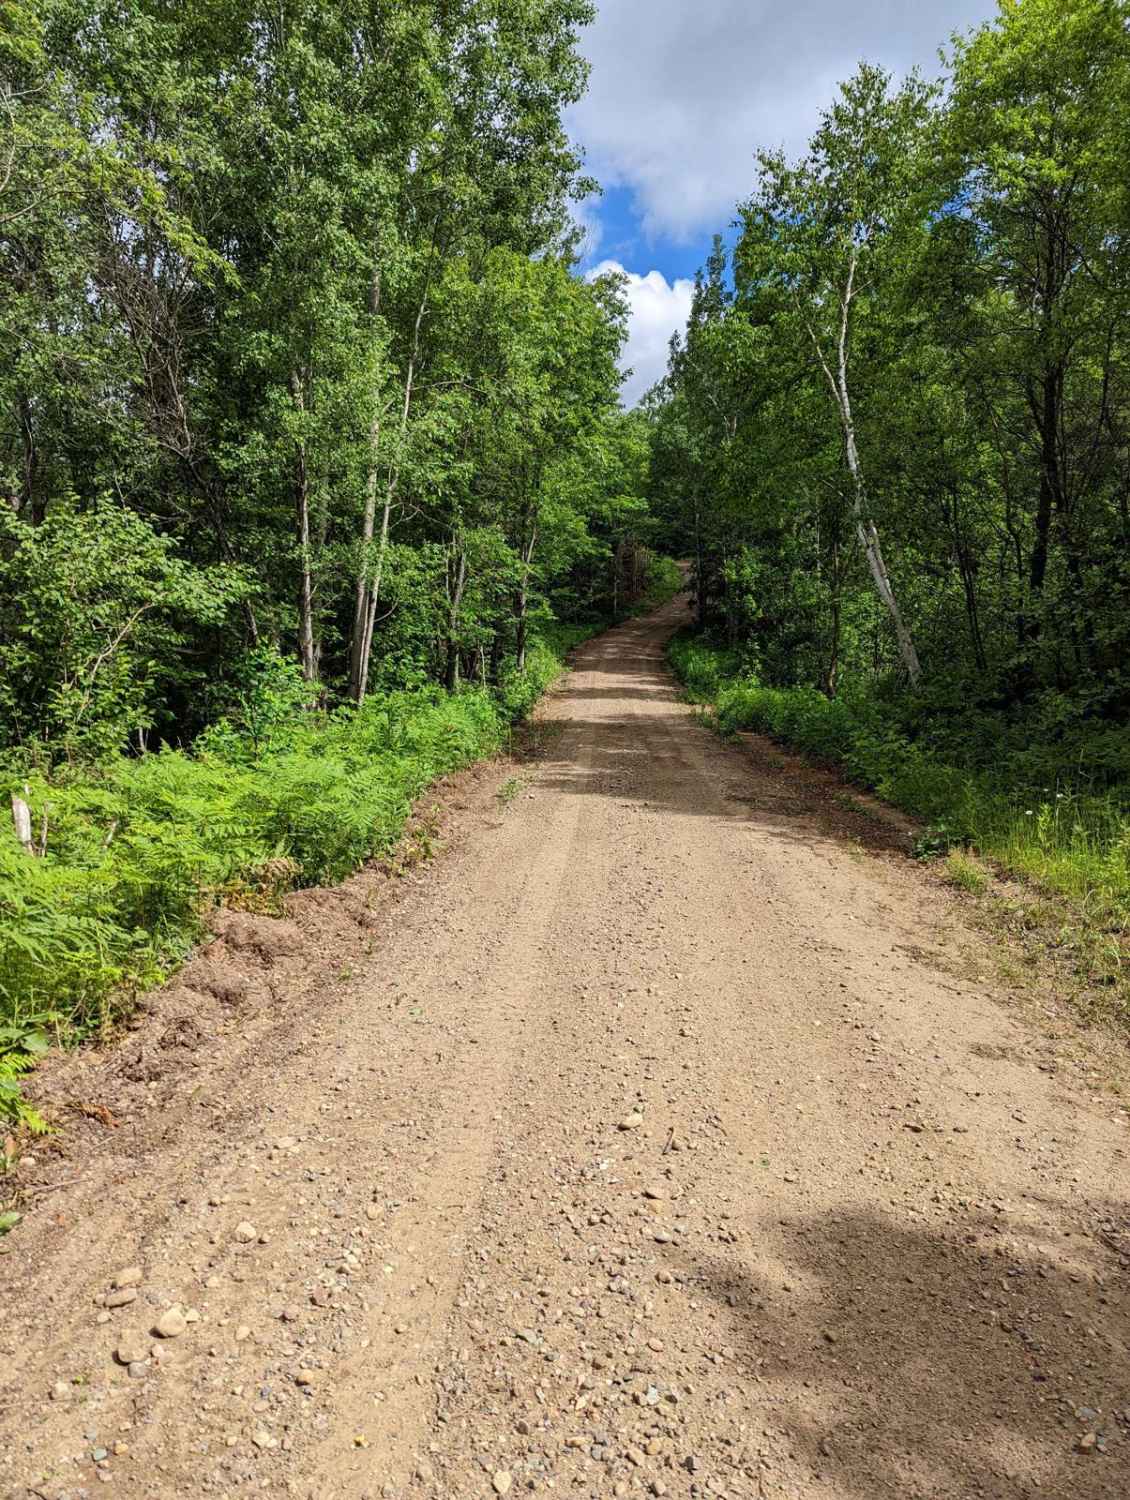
2, 594, 1128, 1500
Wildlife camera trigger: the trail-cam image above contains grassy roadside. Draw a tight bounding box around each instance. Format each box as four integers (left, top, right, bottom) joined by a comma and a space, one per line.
0, 623, 603, 1141
668, 631, 1130, 1032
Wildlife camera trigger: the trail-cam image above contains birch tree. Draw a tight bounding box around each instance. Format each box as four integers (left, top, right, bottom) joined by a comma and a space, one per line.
743, 65, 938, 685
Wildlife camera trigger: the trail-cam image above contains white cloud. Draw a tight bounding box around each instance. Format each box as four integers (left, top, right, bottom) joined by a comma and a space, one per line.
570, 196, 604, 263
570, 0, 998, 241
587, 259, 695, 406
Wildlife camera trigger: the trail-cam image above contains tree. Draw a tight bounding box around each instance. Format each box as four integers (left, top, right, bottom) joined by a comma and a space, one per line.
740, 65, 939, 684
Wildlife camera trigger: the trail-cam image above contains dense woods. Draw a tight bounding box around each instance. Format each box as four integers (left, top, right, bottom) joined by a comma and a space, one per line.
0, 0, 674, 1117
652, 0, 1130, 990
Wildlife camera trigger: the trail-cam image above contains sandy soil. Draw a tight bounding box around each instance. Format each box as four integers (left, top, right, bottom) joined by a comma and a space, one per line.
1, 594, 1128, 1500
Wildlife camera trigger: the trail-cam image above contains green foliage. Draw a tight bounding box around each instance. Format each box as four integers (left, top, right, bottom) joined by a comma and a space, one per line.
667, 632, 741, 704
0, 1023, 50, 1134
0, 503, 245, 761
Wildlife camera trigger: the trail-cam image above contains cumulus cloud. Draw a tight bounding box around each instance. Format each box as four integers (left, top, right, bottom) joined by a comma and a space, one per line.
587, 259, 695, 406
571, 0, 997, 241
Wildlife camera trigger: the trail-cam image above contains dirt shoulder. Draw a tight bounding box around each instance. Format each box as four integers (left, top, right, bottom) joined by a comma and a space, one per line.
1, 595, 1128, 1500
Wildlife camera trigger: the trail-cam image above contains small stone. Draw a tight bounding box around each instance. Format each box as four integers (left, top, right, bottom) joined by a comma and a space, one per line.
154, 1308, 188, 1339
295, 1369, 317, 1387
50, 1379, 71, 1401
647, 1338, 664, 1352
105, 1289, 137, 1309
656, 1270, 672, 1284
619, 1113, 644, 1131
643, 1187, 666, 1200
92, 1447, 109, 1462
235, 1325, 251, 1342
251, 1427, 276, 1451
394, 1322, 408, 1335
233, 1221, 258, 1243
113, 1267, 143, 1289
651, 1484, 668, 1497
614, 1485, 629, 1498
492, 1471, 512, 1495
115, 1337, 148, 1366
626, 1446, 646, 1467
415, 1461, 434, 1483
1076, 1433, 1097, 1453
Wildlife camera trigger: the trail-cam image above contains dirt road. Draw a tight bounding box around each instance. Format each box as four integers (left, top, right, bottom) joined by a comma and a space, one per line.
2, 596, 1128, 1500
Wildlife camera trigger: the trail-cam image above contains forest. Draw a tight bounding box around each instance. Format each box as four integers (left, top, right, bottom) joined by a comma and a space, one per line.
0, 0, 675, 1123
652, 0, 1130, 1009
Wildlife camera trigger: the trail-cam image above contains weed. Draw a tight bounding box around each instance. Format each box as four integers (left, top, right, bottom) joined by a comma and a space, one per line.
496, 776, 524, 805
945, 851, 989, 895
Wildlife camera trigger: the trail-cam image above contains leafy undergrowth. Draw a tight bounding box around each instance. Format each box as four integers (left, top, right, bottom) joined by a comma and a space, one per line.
668, 631, 1130, 1031
0, 628, 596, 1131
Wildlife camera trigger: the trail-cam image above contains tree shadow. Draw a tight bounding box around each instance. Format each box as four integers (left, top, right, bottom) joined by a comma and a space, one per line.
660, 1202, 1129, 1498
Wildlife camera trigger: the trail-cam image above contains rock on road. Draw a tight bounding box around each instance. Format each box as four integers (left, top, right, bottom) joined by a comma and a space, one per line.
2, 594, 1128, 1499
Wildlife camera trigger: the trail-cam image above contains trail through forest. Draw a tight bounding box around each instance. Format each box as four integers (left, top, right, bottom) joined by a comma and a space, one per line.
2, 594, 1128, 1500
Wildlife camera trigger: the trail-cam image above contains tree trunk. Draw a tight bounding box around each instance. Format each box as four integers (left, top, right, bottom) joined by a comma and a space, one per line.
289, 370, 318, 683
350, 270, 429, 702
444, 546, 466, 692
804, 254, 922, 686
348, 267, 383, 701
514, 528, 537, 673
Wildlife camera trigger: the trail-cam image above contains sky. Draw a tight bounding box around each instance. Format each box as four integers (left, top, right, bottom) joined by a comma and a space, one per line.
571, 0, 1000, 405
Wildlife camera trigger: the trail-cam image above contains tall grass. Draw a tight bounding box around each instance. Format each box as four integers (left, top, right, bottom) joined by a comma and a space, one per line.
668, 632, 1130, 1016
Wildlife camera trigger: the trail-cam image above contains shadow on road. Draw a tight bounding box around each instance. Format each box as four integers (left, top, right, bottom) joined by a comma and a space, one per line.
662, 1201, 1128, 1498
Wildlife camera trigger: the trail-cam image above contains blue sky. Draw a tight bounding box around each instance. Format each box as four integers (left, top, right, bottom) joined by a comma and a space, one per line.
570, 0, 1000, 403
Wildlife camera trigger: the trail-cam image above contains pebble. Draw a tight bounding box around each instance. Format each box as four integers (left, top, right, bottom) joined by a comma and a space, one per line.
1076, 1433, 1097, 1453
128, 1361, 148, 1379
619, 1113, 644, 1131
492, 1472, 512, 1495
115, 1337, 148, 1366
235, 1325, 251, 1342
295, 1369, 317, 1386
50, 1380, 71, 1401
626, 1446, 646, 1467
105, 1289, 137, 1309
154, 1308, 188, 1339
251, 1427, 276, 1451
233, 1221, 258, 1243
113, 1267, 143, 1289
